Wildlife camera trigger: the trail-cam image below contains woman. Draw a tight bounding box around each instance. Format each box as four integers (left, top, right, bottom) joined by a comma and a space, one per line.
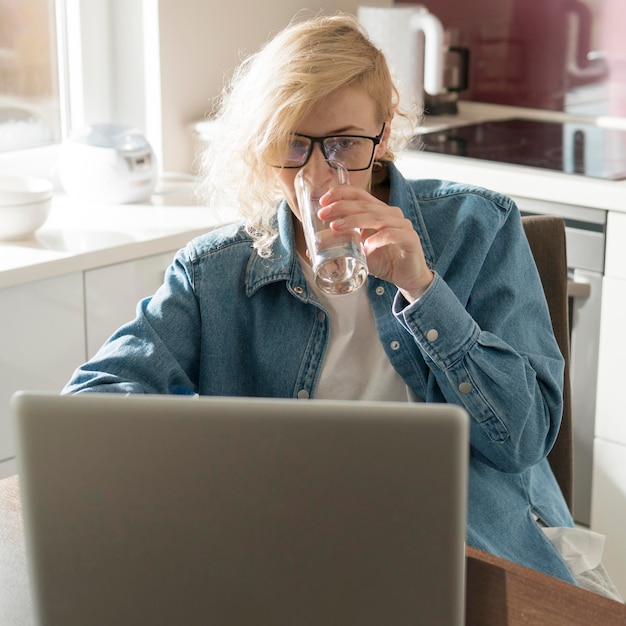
63, 13, 618, 597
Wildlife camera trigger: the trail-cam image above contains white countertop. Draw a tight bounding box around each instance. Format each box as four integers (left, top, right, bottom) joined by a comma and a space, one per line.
4, 101, 626, 290
0, 185, 234, 290
396, 101, 626, 213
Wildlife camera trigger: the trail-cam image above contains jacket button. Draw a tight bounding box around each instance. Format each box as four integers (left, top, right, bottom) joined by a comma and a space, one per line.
317, 311, 325, 322
458, 382, 472, 394
390, 340, 400, 350
294, 286, 304, 294
297, 389, 310, 399
426, 329, 439, 342
375, 286, 385, 296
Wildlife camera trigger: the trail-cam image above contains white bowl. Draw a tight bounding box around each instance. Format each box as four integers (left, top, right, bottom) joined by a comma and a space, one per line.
0, 175, 53, 240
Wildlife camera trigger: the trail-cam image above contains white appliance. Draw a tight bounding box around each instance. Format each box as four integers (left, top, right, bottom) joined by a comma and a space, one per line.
57, 124, 158, 204
357, 5, 446, 112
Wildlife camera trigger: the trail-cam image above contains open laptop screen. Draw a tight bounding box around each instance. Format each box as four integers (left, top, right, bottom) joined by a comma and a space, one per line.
13, 392, 468, 626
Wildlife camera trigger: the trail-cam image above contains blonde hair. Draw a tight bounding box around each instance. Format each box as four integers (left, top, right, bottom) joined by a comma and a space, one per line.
197, 12, 416, 257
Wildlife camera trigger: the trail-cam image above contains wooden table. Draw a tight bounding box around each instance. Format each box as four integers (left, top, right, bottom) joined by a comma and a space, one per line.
0, 475, 33, 625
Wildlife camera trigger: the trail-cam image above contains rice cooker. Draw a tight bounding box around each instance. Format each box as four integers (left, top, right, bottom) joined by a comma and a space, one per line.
57, 124, 158, 204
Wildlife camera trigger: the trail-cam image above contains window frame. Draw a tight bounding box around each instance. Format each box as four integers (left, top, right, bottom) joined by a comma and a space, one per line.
0, 0, 161, 182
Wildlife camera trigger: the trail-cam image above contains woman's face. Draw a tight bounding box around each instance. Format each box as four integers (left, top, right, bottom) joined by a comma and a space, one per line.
274, 85, 391, 223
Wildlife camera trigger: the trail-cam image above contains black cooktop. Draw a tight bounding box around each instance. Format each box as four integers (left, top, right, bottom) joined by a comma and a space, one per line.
413, 118, 626, 181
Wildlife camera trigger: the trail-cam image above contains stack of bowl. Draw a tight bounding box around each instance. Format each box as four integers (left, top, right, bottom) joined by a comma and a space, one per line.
0, 175, 53, 240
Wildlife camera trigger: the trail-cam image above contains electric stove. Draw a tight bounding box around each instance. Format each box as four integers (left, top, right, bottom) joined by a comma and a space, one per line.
413, 118, 626, 181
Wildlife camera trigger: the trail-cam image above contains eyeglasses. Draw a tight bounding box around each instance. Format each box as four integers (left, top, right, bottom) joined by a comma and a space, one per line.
269, 124, 386, 171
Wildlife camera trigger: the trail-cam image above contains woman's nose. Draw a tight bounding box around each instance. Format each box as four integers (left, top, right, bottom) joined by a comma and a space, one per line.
302, 145, 334, 188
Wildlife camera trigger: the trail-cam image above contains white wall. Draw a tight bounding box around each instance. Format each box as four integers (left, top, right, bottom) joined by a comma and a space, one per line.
154, 0, 392, 173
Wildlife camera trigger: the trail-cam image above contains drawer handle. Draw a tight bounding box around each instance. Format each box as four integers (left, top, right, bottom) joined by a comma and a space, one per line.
568, 280, 591, 300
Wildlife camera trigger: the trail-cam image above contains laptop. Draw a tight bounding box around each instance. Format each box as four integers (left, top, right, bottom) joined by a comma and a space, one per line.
12, 391, 469, 626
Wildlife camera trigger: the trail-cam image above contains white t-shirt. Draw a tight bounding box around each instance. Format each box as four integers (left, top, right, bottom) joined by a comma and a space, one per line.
299, 256, 414, 402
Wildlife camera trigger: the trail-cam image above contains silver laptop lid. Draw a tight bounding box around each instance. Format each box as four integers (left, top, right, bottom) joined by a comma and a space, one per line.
13, 392, 468, 626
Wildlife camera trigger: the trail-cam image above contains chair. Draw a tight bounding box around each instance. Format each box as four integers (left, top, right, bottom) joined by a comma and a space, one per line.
522, 214, 573, 511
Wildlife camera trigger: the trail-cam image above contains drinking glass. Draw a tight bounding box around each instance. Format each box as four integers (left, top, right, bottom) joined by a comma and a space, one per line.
295, 162, 368, 295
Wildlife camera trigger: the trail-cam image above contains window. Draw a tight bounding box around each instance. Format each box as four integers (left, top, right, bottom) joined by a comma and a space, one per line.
0, 0, 63, 152
0, 0, 159, 179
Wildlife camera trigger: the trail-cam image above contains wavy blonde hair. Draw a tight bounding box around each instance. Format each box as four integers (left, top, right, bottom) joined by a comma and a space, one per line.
197, 12, 416, 257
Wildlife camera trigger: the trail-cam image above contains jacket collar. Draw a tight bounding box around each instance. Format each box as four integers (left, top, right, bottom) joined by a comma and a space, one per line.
245, 200, 310, 298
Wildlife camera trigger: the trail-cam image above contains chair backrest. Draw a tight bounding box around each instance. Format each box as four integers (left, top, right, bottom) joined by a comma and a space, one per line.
521, 215, 573, 511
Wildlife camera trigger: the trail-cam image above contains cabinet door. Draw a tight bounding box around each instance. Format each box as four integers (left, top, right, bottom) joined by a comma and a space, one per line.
84, 251, 177, 358
595, 276, 626, 446
591, 438, 626, 600
605, 211, 626, 280
0, 273, 85, 477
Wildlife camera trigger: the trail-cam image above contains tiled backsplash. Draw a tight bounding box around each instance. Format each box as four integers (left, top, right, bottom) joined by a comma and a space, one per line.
396, 0, 626, 117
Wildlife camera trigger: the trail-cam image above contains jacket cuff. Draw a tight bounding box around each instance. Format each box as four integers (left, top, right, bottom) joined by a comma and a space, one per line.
392, 272, 480, 370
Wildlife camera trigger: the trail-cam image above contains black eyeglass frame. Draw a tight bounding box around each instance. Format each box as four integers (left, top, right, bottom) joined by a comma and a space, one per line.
274, 123, 386, 171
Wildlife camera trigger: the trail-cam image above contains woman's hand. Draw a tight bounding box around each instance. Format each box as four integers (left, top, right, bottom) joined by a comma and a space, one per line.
318, 185, 434, 302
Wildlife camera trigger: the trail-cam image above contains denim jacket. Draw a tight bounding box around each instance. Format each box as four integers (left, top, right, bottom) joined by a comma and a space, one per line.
64, 163, 576, 584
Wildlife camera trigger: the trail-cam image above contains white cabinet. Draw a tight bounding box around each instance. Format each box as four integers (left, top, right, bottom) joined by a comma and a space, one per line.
0, 273, 85, 478
595, 275, 626, 446
84, 251, 176, 358
591, 210, 626, 599
591, 439, 626, 598
0, 250, 177, 478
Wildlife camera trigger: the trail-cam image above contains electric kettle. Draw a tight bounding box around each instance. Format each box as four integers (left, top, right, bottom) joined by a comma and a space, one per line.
357, 5, 446, 113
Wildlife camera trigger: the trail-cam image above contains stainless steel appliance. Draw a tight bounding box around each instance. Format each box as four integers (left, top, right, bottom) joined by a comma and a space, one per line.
423, 42, 470, 115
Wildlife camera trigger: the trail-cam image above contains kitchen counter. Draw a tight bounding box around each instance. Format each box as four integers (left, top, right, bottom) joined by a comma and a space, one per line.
0, 185, 234, 290
398, 101, 626, 213
4, 101, 626, 292
0, 183, 238, 479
